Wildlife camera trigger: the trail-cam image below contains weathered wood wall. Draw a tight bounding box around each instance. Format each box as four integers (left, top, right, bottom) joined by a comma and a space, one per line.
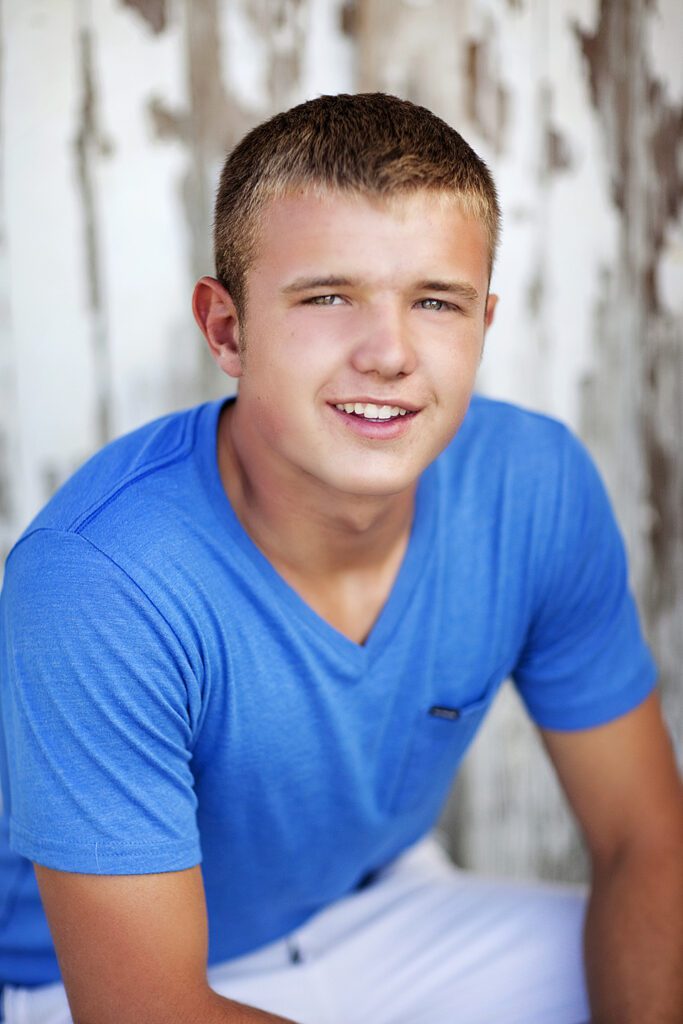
1, 0, 681, 883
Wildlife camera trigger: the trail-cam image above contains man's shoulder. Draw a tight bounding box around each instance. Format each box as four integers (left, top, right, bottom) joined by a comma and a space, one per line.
10, 401, 216, 558
446, 393, 575, 475
434, 393, 604, 529
465, 393, 569, 444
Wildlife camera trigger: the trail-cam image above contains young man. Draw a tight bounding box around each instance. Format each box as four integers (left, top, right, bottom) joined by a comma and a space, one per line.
0, 94, 681, 1024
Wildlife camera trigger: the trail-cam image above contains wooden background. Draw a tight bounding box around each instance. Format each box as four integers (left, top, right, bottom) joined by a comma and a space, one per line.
1, 0, 681, 882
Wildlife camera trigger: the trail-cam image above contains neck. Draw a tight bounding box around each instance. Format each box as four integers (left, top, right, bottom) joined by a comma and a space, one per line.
217, 402, 416, 580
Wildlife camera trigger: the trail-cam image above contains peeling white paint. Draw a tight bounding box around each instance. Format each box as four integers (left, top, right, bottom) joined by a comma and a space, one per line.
645, 0, 683, 104
3, 0, 98, 526
301, 0, 354, 99
658, 221, 683, 317
219, 1, 270, 114
91, 1, 197, 432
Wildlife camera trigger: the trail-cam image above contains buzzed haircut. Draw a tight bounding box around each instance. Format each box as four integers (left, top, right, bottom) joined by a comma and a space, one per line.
214, 92, 501, 318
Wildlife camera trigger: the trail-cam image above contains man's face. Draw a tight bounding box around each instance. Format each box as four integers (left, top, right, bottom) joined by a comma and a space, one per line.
230, 189, 496, 500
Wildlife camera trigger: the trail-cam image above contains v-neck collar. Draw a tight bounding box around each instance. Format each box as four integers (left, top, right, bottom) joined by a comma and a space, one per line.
198, 397, 439, 669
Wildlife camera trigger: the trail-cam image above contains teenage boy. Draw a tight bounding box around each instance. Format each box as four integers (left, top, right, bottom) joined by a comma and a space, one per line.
1, 93, 682, 1024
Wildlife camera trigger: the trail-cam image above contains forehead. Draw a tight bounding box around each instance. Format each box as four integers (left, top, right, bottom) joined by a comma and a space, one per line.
248, 189, 490, 292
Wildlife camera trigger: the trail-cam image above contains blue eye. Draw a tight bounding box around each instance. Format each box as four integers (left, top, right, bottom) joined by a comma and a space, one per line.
307, 295, 343, 306
418, 298, 463, 313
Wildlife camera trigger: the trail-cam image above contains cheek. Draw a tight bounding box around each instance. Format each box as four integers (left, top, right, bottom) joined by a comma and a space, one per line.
285, 307, 354, 365
430, 337, 483, 414
449, 323, 484, 368
432, 336, 481, 381
252, 395, 289, 439
250, 380, 310, 445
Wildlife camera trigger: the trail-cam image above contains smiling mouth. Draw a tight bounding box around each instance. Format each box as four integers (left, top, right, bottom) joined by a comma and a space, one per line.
333, 402, 414, 422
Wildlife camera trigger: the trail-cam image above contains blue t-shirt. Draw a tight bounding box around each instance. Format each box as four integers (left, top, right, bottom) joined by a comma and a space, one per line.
0, 395, 657, 986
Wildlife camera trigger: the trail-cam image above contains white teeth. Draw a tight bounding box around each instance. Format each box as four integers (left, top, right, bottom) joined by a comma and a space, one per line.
334, 402, 411, 420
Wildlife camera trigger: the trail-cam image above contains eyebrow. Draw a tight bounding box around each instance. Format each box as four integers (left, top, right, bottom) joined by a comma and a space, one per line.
281, 276, 361, 294
281, 275, 481, 303
413, 280, 481, 303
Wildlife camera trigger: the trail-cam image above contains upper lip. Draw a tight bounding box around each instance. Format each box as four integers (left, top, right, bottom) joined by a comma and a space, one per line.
329, 398, 421, 412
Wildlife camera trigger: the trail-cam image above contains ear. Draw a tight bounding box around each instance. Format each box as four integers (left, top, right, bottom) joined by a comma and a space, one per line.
484, 292, 498, 330
192, 277, 244, 378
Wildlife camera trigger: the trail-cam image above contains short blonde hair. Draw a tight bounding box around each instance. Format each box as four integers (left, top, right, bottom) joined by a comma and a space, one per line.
214, 93, 501, 317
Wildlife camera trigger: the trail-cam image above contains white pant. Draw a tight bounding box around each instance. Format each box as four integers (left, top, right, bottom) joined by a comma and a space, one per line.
2, 833, 590, 1024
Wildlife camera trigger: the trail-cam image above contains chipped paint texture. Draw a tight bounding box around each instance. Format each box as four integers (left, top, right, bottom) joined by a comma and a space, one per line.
357, 0, 465, 122
2, 1, 100, 539
1, 1, 680, 883
575, 0, 683, 751
121, 0, 168, 35
75, 18, 112, 447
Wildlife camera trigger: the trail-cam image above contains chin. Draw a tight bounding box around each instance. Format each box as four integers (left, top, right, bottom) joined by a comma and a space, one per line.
325, 467, 421, 500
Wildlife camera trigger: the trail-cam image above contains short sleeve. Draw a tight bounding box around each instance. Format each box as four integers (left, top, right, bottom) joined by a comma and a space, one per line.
0, 529, 202, 873
513, 428, 657, 730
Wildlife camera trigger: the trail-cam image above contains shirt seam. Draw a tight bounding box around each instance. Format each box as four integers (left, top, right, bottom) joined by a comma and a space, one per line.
519, 659, 657, 721
10, 819, 199, 852
4, 527, 202, 743
69, 406, 201, 533
3, 406, 203, 572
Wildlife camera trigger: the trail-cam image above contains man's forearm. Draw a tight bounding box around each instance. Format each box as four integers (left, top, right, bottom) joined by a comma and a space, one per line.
70, 986, 299, 1024
191, 989, 299, 1024
584, 843, 683, 1023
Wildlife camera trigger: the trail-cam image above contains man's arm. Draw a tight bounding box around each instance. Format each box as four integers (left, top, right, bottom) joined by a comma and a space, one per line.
34, 863, 298, 1024
541, 691, 683, 1024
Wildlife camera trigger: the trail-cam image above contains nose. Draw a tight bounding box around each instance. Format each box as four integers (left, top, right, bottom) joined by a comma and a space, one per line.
350, 305, 417, 379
